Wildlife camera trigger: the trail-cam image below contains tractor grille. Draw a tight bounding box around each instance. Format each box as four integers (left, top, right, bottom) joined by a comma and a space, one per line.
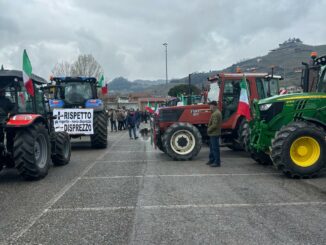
294, 100, 308, 110
64, 102, 85, 108
260, 102, 284, 123
159, 108, 184, 122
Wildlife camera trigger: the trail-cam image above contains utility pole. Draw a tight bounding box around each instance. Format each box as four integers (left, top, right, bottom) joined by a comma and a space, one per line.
163, 43, 168, 85
188, 73, 192, 105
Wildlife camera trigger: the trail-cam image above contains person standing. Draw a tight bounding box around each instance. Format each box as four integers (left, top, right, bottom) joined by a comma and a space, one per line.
109, 109, 117, 132
206, 101, 222, 167
135, 109, 141, 129
126, 110, 138, 140
123, 109, 128, 130
117, 110, 124, 130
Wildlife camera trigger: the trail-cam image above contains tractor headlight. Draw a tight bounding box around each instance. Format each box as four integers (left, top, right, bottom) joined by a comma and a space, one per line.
85, 99, 104, 111
259, 103, 272, 111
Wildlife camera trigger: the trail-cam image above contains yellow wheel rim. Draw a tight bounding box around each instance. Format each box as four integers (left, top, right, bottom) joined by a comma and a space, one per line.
290, 136, 321, 167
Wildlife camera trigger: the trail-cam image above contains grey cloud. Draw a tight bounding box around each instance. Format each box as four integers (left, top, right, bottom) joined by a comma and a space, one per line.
0, 0, 325, 80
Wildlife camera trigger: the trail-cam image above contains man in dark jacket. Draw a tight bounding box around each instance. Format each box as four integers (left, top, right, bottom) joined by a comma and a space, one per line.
135, 109, 141, 129
206, 101, 222, 167
126, 110, 138, 139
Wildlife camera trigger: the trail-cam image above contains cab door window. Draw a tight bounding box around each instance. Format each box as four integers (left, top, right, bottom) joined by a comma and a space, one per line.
256, 78, 267, 99
222, 80, 241, 121
34, 84, 46, 114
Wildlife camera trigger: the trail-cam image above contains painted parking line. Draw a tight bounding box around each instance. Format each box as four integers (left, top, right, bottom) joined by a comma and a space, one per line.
106, 150, 157, 153
47, 201, 326, 212
95, 160, 160, 163
80, 172, 280, 180
9, 133, 126, 243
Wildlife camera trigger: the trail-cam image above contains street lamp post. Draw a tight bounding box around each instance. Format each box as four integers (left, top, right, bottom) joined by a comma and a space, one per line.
163, 43, 168, 85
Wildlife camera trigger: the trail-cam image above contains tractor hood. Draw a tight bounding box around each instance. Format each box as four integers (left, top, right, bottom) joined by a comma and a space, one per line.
257, 92, 326, 105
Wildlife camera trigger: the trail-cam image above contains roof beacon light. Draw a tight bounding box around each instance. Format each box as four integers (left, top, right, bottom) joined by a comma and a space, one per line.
310, 51, 318, 59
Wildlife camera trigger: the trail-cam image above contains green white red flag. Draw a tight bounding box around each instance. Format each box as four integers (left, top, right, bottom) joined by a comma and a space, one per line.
237, 76, 251, 120
22, 50, 34, 96
154, 102, 159, 114
145, 101, 154, 113
98, 75, 107, 94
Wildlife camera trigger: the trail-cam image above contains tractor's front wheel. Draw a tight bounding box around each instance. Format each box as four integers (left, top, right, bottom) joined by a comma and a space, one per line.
91, 111, 108, 149
271, 121, 326, 178
156, 135, 166, 152
239, 120, 250, 152
250, 150, 272, 165
52, 132, 71, 166
162, 123, 202, 161
13, 124, 51, 180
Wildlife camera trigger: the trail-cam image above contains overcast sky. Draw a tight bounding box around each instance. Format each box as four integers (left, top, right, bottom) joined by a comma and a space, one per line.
1, 0, 325, 81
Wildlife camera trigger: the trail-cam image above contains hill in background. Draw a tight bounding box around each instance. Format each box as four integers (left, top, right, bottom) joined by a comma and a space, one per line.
108, 39, 326, 95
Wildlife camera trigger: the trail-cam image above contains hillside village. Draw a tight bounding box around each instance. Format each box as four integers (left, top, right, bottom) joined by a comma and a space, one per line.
105, 39, 326, 106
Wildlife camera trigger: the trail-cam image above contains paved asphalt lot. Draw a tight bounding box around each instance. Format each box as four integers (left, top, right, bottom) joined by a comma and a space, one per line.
0, 129, 326, 245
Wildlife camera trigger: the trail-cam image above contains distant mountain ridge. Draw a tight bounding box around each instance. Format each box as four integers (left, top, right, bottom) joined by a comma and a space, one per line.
108, 39, 326, 95
108, 77, 165, 93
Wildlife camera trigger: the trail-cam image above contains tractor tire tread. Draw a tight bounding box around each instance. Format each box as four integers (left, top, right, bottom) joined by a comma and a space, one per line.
91, 111, 108, 149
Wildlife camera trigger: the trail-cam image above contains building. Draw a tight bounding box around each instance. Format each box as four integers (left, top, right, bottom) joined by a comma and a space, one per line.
138, 97, 166, 111
129, 92, 151, 102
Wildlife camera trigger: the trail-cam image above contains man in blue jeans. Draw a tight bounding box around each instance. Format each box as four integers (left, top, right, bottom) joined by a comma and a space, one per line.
126, 110, 138, 140
206, 101, 222, 167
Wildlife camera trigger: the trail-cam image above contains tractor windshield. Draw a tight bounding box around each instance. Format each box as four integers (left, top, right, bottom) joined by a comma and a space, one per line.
62, 82, 93, 104
263, 78, 279, 96
0, 84, 34, 115
256, 78, 279, 99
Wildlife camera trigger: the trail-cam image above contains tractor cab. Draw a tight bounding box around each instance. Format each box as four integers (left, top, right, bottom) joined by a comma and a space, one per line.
207, 73, 281, 123
49, 77, 102, 109
0, 70, 48, 121
301, 53, 326, 93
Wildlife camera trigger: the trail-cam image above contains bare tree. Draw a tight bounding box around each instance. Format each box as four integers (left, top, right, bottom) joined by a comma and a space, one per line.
51, 61, 72, 76
70, 54, 103, 79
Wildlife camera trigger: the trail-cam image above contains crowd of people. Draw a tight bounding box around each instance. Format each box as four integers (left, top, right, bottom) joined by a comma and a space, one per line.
107, 108, 150, 140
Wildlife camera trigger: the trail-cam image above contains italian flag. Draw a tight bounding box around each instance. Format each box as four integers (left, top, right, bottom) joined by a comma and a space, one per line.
22, 50, 34, 96
237, 76, 251, 120
145, 101, 154, 113
98, 74, 107, 94
154, 102, 159, 115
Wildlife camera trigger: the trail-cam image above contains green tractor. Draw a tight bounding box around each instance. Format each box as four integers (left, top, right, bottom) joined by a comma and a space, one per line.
250, 53, 326, 177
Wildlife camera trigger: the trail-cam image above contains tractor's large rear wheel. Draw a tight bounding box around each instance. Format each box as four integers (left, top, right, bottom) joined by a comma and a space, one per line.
91, 111, 108, 149
52, 132, 71, 166
162, 123, 202, 161
13, 124, 51, 180
271, 121, 326, 178
228, 119, 249, 151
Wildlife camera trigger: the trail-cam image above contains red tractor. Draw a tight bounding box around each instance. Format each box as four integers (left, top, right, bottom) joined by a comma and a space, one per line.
0, 70, 71, 180
152, 72, 281, 160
